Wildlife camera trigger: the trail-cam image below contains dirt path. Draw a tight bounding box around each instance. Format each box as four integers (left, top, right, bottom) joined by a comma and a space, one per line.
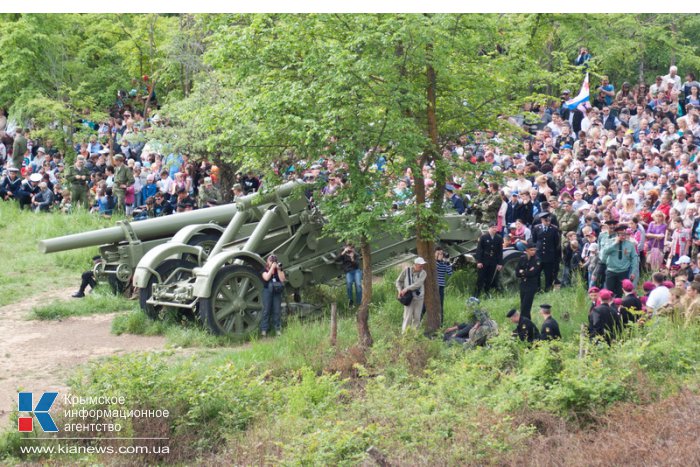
0, 287, 168, 430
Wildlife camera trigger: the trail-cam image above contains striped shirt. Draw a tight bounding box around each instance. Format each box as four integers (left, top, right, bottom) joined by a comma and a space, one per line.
436, 260, 453, 287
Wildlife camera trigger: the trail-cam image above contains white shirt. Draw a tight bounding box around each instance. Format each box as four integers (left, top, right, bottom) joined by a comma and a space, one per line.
647, 286, 670, 313
663, 74, 682, 92
673, 199, 689, 216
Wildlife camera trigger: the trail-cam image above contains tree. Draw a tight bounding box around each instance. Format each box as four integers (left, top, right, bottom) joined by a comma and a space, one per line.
177, 14, 542, 340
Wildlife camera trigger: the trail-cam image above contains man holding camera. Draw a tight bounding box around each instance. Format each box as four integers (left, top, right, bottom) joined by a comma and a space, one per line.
336, 243, 362, 306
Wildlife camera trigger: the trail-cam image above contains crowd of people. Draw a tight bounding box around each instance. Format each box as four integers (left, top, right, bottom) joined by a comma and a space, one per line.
3, 58, 700, 341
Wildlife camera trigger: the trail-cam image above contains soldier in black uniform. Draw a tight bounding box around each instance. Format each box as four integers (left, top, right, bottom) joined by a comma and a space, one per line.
532, 212, 560, 292
516, 241, 541, 320
507, 308, 539, 342
474, 222, 504, 297
0, 167, 22, 200
538, 304, 561, 340
589, 289, 617, 345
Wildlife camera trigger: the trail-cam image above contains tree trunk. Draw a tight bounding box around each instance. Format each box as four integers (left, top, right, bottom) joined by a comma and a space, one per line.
330, 302, 338, 347
357, 236, 373, 348
416, 45, 442, 334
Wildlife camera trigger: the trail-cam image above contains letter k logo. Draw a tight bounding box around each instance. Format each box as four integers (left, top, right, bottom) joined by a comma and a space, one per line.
18, 392, 58, 432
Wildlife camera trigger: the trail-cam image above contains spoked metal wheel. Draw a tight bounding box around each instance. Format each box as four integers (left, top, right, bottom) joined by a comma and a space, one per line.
139, 259, 197, 320
199, 265, 264, 337
183, 233, 220, 264
499, 250, 524, 292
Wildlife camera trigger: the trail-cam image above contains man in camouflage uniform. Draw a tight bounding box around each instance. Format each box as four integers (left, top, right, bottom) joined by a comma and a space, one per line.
112, 154, 134, 213
482, 182, 502, 223
465, 306, 499, 348
65, 155, 91, 209
558, 200, 580, 236
443, 297, 498, 348
469, 182, 488, 222
11, 128, 27, 169
197, 176, 222, 208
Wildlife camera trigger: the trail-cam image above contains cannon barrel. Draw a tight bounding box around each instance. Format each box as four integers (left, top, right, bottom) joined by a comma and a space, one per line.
38, 181, 303, 254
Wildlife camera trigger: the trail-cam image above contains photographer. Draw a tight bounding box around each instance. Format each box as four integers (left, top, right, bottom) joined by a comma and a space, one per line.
261, 254, 286, 337
336, 242, 362, 306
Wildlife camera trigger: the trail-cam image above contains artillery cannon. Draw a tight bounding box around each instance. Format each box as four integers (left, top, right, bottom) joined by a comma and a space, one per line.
37, 199, 260, 293
133, 181, 524, 337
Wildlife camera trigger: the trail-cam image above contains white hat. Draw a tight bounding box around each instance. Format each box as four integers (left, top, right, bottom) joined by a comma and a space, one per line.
414, 257, 427, 265
29, 173, 42, 182
675, 255, 691, 265
37, 147, 46, 153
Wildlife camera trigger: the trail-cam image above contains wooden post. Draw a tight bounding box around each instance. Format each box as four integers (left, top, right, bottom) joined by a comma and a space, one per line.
366, 446, 391, 467
330, 302, 337, 347
578, 323, 587, 359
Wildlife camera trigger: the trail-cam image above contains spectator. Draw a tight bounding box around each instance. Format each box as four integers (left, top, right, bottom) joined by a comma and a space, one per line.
336, 243, 362, 307
396, 257, 428, 333
646, 272, 671, 314
260, 254, 286, 337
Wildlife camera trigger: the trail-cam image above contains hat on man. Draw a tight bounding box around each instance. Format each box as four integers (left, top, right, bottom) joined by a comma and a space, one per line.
539, 212, 551, 219
563, 200, 573, 206
599, 289, 613, 301
37, 147, 46, 154
506, 308, 518, 318
204, 177, 212, 184
414, 257, 427, 265
604, 219, 618, 226
662, 280, 675, 289
8, 167, 19, 172
621, 279, 635, 292
539, 304, 552, 311
113, 154, 125, 161
29, 173, 42, 182
99, 148, 111, 154
588, 286, 600, 294
509, 222, 517, 229
488, 221, 498, 228
642, 281, 655, 292
92, 255, 102, 262
510, 190, 518, 196
675, 255, 691, 265
525, 240, 537, 250
76, 155, 86, 161
231, 183, 242, 192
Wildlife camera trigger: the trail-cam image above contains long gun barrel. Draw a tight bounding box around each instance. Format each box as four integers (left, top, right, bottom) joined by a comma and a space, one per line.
38, 181, 302, 254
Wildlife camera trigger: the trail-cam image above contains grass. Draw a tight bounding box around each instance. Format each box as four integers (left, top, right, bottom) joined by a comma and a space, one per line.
0, 202, 116, 306
29, 287, 135, 319
2, 273, 699, 464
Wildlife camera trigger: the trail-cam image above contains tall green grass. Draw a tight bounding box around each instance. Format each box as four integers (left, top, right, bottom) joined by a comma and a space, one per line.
0, 203, 116, 306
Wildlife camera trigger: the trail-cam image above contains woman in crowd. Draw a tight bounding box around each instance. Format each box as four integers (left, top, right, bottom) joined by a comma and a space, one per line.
646, 211, 668, 271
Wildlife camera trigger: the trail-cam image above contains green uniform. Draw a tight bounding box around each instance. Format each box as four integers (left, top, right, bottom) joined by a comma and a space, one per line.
12, 134, 27, 168
113, 164, 135, 212
483, 193, 501, 223
558, 210, 579, 234
471, 192, 486, 222
65, 164, 91, 209
197, 185, 222, 208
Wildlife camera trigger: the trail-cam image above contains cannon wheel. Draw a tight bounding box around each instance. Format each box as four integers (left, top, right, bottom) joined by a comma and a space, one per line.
499, 250, 524, 292
199, 265, 264, 337
139, 259, 197, 320
183, 233, 220, 264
